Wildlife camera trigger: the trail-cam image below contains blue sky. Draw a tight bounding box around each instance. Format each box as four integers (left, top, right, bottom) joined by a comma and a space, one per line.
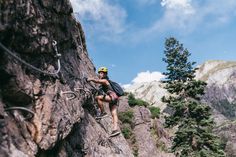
70, 0, 236, 86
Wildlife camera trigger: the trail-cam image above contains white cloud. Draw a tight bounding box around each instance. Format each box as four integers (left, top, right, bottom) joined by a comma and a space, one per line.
122, 71, 165, 89
160, 0, 236, 25
130, 0, 196, 42
132, 71, 165, 84
131, 0, 236, 42
122, 84, 131, 89
160, 0, 236, 30
152, 0, 195, 30
199, 0, 236, 26
161, 0, 194, 14
70, 0, 236, 43
70, 0, 127, 35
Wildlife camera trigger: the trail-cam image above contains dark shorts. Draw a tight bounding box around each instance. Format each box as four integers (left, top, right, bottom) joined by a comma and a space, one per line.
109, 99, 119, 111
102, 91, 119, 109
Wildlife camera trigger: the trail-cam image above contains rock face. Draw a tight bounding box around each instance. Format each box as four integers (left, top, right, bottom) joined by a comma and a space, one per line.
61, 109, 133, 157
132, 106, 159, 157
214, 121, 236, 157
0, 1, 133, 156
118, 97, 174, 157
196, 60, 236, 157
196, 60, 236, 122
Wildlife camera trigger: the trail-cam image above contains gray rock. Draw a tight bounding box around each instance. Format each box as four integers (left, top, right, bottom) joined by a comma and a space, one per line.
132, 106, 158, 157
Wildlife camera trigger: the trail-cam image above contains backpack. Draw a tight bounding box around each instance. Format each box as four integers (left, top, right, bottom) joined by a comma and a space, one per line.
108, 80, 124, 97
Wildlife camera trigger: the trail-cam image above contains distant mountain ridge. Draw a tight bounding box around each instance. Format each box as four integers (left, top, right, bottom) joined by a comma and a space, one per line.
125, 60, 236, 156
125, 60, 236, 123
124, 81, 168, 111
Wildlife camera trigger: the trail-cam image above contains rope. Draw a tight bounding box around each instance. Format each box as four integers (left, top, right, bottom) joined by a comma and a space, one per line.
4, 106, 35, 121
60, 91, 77, 100
0, 40, 61, 76
74, 87, 92, 95
60, 87, 95, 101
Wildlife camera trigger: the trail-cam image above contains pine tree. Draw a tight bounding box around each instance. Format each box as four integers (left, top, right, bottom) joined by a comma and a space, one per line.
162, 37, 225, 157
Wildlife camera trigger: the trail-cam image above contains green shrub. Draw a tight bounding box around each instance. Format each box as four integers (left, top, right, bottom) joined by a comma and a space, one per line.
149, 106, 160, 119
128, 93, 135, 101
128, 93, 149, 107
118, 110, 134, 124
121, 124, 132, 139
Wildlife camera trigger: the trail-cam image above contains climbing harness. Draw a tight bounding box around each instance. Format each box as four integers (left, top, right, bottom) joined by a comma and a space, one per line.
4, 106, 35, 121
0, 40, 61, 76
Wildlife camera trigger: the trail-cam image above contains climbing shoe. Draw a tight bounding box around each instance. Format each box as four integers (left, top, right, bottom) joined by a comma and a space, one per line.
95, 112, 108, 120
110, 130, 120, 137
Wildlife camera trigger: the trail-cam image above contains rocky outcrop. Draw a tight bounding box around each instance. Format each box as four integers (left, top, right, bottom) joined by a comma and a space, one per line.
59, 109, 133, 157
132, 106, 158, 157
0, 1, 133, 156
196, 60, 236, 122
118, 96, 174, 157
196, 60, 236, 157
214, 121, 236, 157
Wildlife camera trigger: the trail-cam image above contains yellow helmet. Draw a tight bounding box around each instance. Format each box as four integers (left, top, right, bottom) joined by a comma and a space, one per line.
98, 66, 108, 73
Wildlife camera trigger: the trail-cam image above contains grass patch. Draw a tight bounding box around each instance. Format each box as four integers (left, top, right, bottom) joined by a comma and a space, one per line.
149, 106, 161, 119
118, 110, 134, 125
128, 93, 149, 107
121, 124, 133, 139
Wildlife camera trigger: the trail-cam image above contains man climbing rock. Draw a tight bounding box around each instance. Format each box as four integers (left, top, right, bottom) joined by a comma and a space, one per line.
87, 67, 121, 137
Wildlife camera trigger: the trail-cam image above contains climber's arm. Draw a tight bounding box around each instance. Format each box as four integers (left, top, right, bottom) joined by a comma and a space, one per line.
87, 78, 108, 85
